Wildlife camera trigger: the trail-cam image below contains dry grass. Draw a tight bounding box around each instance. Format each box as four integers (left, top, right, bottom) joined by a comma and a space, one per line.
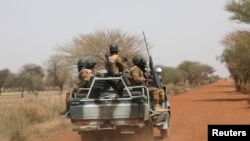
167, 83, 191, 95
0, 92, 69, 141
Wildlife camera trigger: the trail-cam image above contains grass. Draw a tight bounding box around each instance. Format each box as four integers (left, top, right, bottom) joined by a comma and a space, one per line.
0, 92, 69, 141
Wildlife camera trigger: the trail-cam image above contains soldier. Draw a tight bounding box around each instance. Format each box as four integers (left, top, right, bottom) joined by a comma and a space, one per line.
129, 55, 167, 112
105, 43, 128, 77
60, 58, 103, 115
78, 59, 104, 88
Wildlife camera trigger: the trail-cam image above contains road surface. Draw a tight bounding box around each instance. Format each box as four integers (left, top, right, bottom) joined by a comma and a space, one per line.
40, 79, 250, 141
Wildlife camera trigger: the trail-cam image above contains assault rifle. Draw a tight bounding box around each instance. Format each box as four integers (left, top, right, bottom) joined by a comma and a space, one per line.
143, 31, 162, 89
105, 54, 114, 77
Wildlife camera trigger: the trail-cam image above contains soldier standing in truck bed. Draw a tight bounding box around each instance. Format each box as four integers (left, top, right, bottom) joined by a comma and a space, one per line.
128, 55, 167, 112
60, 58, 103, 115
104, 43, 129, 96
105, 43, 128, 77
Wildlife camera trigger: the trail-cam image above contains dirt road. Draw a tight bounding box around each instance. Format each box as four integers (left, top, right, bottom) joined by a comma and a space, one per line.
41, 79, 250, 141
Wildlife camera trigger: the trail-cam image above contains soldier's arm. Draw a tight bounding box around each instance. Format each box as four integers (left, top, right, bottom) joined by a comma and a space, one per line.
116, 56, 128, 71
94, 70, 104, 77
131, 68, 144, 83
78, 70, 89, 88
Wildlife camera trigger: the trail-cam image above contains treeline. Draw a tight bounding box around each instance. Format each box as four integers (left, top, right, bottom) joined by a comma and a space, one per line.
0, 58, 219, 97
1, 20, 234, 96
219, 0, 250, 93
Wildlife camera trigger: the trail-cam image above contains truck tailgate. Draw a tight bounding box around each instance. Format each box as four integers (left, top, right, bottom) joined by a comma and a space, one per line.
70, 100, 147, 119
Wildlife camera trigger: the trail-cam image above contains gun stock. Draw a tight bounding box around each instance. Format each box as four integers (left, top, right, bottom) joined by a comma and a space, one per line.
149, 56, 162, 88
105, 54, 114, 77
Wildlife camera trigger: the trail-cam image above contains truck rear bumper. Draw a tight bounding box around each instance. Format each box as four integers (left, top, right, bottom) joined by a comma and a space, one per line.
72, 122, 145, 132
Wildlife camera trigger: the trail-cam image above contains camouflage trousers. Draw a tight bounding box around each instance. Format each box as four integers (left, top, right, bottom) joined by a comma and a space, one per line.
65, 88, 78, 103
65, 91, 71, 103
65, 88, 86, 103
148, 87, 165, 102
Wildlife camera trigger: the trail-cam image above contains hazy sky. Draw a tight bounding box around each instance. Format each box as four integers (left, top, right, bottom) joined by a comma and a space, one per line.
0, 0, 240, 77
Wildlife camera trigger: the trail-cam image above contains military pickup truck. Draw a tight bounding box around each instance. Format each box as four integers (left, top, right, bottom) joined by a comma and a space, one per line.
66, 70, 170, 141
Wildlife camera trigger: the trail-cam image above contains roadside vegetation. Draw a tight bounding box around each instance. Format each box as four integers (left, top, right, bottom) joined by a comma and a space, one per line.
0, 92, 66, 141
220, 0, 250, 95
0, 28, 219, 98
0, 0, 250, 140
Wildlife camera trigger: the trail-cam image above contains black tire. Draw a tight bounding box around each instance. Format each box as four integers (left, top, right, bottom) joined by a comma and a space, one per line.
137, 120, 154, 141
160, 128, 170, 139
80, 131, 97, 141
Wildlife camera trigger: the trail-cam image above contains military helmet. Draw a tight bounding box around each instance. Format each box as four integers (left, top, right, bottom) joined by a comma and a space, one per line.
109, 43, 119, 53
77, 58, 88, 71
86, 59, 96, 69
132, 55, 143, 65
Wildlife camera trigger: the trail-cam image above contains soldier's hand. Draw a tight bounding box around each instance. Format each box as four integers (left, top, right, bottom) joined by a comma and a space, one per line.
145, 79, 153, 83
72, 87, 78, 93
122, 57, 127, 62
123, 69, 129, 73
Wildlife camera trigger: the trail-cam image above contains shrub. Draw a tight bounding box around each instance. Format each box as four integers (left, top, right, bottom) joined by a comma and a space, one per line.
167, 83, 190, 95
0, 103, 30, 141
0, 93, 65, 141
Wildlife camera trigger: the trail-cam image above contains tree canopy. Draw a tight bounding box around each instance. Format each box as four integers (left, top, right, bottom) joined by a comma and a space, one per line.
55, 28, 149, 69
221, 0, 250, 92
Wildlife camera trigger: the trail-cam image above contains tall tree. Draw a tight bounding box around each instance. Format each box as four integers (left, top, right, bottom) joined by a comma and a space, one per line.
222, 0, 250, 91
0, 68, 11, 95
19, 64, 45, 93
220, 30, 250, 91
55, 28, 150, 69
225, 0, 250, 24
46, 55, 71, 93
177, 61, 214, 86
4, 73, 31, 97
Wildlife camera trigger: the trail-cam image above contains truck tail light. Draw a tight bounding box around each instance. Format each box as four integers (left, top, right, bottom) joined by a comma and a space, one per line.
125, 118, 140, 124
73, 120, 90, 125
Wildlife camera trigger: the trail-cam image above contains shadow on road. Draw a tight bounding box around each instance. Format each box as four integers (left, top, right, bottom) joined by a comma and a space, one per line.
213, 84, 234, 88
195, 98, 248, 102
207, 91, 238, 94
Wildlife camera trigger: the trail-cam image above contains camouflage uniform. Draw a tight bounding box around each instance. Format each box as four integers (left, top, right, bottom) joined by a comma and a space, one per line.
129, 65, 165, 105
105, 54, 128, 76
65, 68, 103, 102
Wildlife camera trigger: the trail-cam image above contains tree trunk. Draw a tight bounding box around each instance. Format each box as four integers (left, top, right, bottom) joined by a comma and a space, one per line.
21, 86, 24, 98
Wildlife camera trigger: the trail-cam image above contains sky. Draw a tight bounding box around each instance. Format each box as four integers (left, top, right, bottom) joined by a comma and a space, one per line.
0, 0, 241, 77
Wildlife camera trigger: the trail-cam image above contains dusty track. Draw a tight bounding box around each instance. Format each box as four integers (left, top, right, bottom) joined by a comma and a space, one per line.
41, 79, 250, 141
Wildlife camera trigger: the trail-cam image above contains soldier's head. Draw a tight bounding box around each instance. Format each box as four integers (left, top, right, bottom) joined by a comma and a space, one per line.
77, 58, 88, 72
132, 55, 147, 70
109, 43, 119, 54
86, 59, 96, 69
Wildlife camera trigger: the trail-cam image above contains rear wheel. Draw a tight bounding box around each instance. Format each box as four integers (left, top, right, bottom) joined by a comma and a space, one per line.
80, 131, 97, 141
160, 128, 170, 139
137, 120, 154, 141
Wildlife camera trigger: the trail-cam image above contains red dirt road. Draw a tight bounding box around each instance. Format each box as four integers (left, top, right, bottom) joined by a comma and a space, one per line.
41, 79, 250, 141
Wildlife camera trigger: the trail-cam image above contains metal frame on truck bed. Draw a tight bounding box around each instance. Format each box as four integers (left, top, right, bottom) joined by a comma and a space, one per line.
67, 76, 170, 141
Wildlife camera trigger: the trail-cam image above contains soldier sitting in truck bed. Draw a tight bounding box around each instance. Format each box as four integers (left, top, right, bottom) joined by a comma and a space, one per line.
60, 58, 103, 115
128, 55, 167, 112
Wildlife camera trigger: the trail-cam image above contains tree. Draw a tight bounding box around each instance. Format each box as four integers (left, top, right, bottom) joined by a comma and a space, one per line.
220, 30, 250, 91
55, 28, 150, 69
222, 0, 250, 92
4, 73, 31, 97
45, 55, 71, 93
0, 68, 11, 95
225, 0, 250, 24
177, 61, 215, 86
19, 64, 45, 93
155, 65, 187, 85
